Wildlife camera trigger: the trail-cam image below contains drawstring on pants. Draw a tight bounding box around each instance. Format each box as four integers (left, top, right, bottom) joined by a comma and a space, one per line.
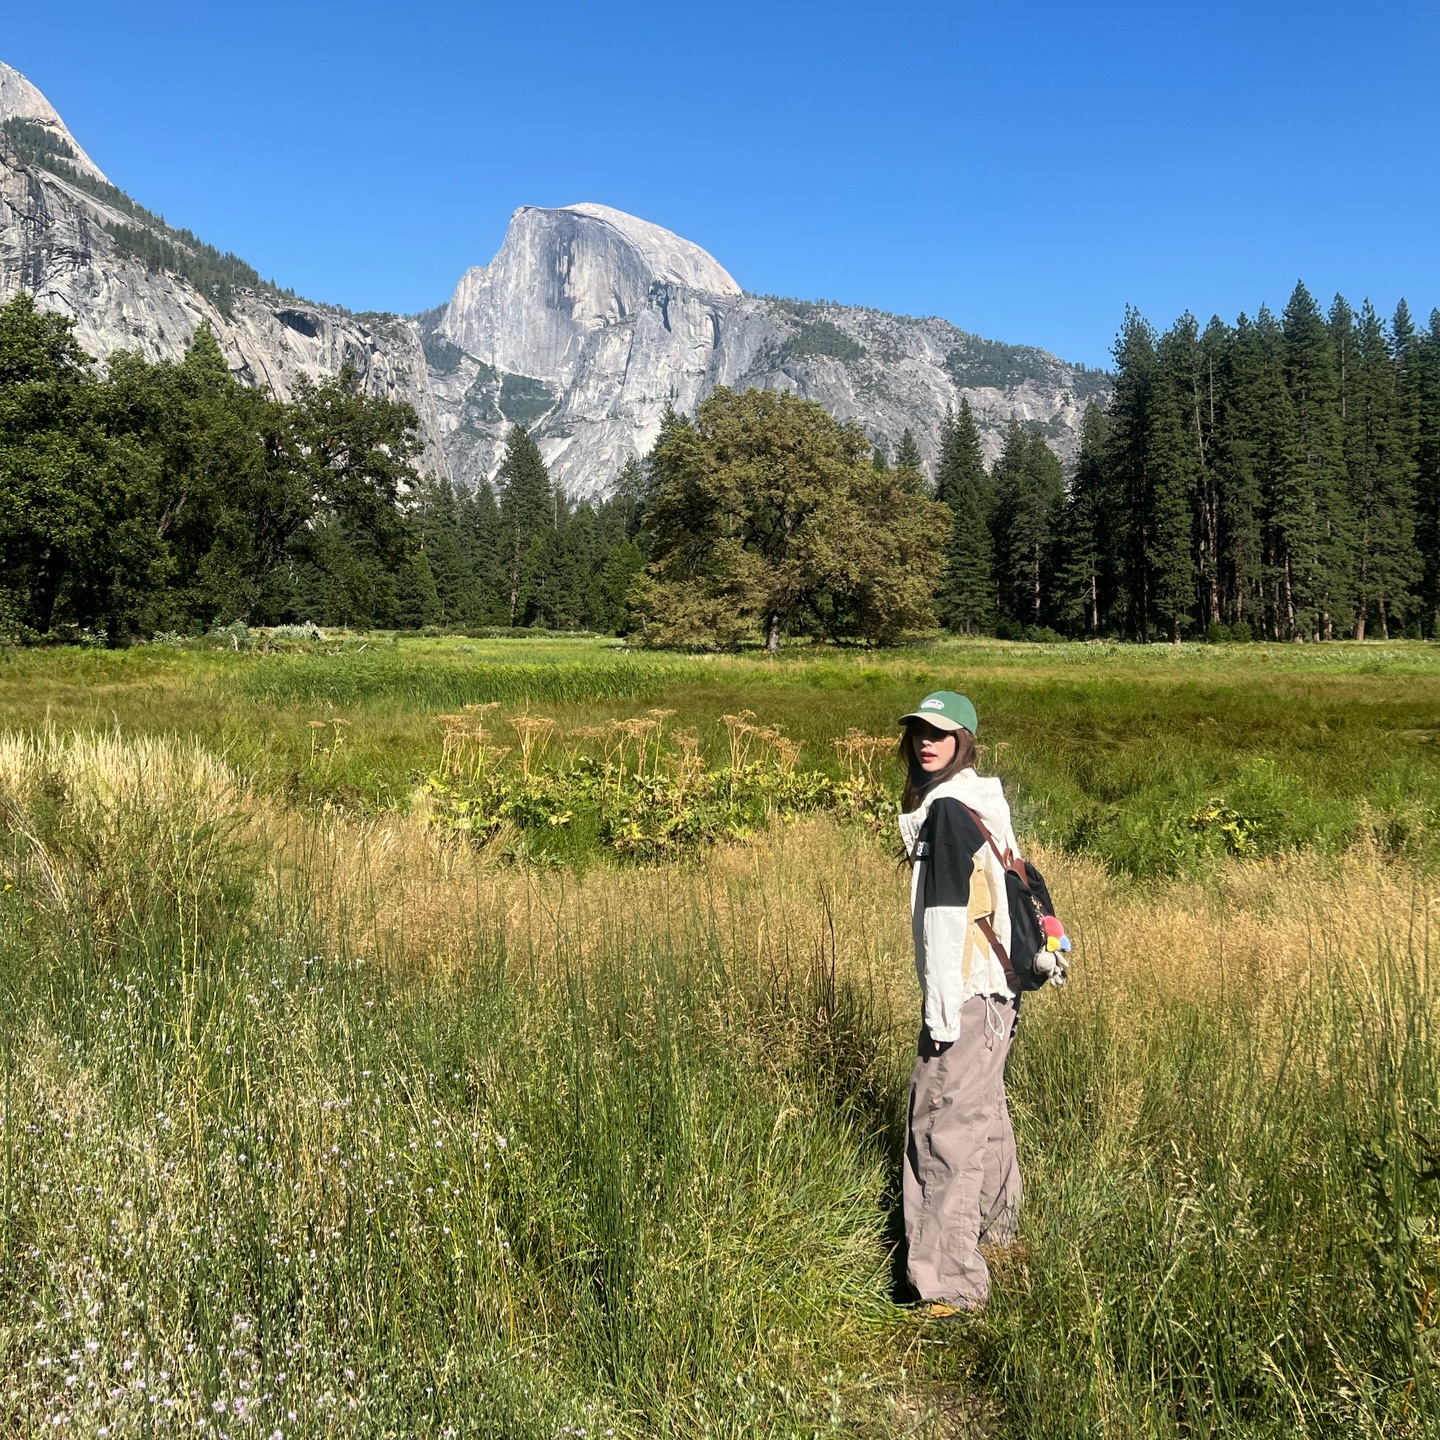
983, 994, 1005, 1048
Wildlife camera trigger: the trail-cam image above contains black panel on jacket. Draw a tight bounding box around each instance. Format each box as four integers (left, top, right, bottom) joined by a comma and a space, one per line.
920, 799, 987, 910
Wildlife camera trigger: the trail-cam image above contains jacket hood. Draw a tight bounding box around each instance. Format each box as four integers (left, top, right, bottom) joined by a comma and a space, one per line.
907, 769, 1016, 852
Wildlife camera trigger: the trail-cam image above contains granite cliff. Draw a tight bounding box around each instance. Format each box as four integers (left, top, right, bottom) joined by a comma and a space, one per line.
0, 62, 449, 476
0, 61, 1108, 498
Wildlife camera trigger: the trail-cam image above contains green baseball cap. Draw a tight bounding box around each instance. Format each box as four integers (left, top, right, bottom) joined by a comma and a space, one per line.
899, 690, 978, 735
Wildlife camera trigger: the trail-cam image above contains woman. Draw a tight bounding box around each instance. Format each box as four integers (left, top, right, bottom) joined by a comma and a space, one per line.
897, 689, 1022, 1317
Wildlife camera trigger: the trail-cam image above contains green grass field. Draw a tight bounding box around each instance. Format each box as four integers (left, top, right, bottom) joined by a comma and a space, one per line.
1, 636, 1438, 1437
4, 634, 1438, 874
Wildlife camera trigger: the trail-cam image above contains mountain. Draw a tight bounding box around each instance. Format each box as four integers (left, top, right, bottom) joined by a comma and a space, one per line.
0, 62, 109, 184
0, 62, 450, 477
424, 202, 1109, 493
0, 61, 1108, 497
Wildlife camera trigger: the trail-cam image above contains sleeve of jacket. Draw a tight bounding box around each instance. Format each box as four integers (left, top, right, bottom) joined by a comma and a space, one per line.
919, 798, 987, 1042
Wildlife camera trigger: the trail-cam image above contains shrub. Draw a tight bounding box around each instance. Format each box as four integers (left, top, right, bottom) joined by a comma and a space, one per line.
267, 622, 326, 643
421, 711, 893, 862
206, 621, 253, 651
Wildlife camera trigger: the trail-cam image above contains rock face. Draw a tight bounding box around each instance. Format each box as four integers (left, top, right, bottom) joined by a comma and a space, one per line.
0, 60, 1109, 499
428, 204, 1109, 495
0, 63, 450, 477
0, 62, 109, 183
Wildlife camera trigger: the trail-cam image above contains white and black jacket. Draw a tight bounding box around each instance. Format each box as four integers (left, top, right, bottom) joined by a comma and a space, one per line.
898, 770, 1021, 1041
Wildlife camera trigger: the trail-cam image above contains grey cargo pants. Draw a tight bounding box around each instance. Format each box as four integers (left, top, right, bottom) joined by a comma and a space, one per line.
903, 993, 1021, 1309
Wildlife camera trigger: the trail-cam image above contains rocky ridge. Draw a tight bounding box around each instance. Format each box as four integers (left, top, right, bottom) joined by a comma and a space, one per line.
0, 63, 449, 477
427, 207, 1109, 494
0, 61, 1109, 498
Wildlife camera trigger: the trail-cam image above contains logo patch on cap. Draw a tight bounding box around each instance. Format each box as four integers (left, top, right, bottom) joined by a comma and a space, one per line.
921, 698, 944, 709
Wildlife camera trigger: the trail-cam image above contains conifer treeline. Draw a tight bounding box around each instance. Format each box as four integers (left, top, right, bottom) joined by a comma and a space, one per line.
0, 295, 644, 640
938, 282, 1440, 641
400, 432, 645, 634
8, 279, 1440, 646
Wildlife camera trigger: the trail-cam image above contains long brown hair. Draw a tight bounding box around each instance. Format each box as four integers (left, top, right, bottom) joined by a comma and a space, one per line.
898, 722, 977, 812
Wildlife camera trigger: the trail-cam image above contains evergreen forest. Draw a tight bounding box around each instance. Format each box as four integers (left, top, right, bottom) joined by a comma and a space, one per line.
2, 279, 1439, 647
956, 281, 1440, 642
0, 295, 646, 643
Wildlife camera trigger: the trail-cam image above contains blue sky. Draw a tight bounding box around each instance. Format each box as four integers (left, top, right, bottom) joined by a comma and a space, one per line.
6, 0, 1438, 367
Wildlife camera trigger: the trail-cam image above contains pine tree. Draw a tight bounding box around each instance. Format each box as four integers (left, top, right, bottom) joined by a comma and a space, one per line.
988, 419, 1028, 630
527, 499, 596, 629
495, 425, 553, 625
456, 481, 506, 623
394, 550, 441, 628
1213, 315, 1270, 632
1055, 403, 1114, 634
609, 455, 648, 540
1329, 295, 1358, 429
934, 401, 994, 632
1149, 318, 1203, 642
408, 475, 471, 625
593, 539, 644, 633
1416, 311, 1440, 634
1191, 318, 1229, 629
1106, 309, 1160, 638
935, 401, 987, 509
1388, 300, 1424, 633
894, 428, 923, 478
992, 421, 1063, 631
1345, 302, 1420, 637
1281, 282, 1353, 638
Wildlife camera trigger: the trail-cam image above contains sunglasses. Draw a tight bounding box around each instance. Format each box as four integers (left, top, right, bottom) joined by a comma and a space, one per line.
908, 723, 953, 743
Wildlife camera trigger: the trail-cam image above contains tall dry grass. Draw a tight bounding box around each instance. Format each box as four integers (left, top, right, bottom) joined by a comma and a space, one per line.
0, 730, 1436, 1436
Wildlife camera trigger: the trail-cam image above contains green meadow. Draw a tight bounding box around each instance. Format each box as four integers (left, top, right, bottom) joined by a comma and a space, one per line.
0, 635, 1438, 1437
4, 634, 1438, 874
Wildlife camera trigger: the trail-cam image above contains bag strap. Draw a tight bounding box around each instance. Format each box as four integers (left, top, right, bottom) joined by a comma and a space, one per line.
975, 914, 1017, 989
958, 802, 1021, 990
960, 803, 1024, 879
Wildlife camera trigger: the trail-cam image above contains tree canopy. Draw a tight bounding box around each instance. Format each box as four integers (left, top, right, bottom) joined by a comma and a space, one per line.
6, 277, 1440, 649
0, 296, 645, 640
630, 388, 948, 649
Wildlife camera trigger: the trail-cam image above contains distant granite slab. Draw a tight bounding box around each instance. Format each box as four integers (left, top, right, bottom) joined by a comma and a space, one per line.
0, 61, 1109, 498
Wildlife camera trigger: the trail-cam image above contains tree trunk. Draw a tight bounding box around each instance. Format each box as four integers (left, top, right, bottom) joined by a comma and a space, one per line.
765, 613, 781, 653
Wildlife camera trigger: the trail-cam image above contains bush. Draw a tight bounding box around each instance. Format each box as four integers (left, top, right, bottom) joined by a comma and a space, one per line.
421, 712, 893, 862
267, 622, 326, 643
1206, 619, 1231, 643
206, 621, 253, 651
